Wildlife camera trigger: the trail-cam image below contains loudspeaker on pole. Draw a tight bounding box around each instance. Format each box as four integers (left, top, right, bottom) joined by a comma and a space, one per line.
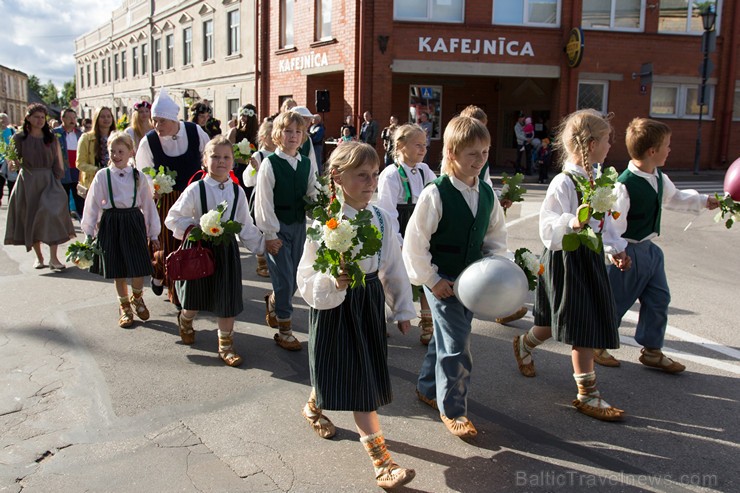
316, 90, 330, 113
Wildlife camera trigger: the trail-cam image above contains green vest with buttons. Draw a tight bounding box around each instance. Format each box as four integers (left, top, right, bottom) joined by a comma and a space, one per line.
619, 169, 663, 241
269, 153, 310, 225
429, 175, 494, 278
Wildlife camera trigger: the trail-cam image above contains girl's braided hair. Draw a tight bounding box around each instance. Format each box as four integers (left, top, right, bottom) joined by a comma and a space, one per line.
554, 109, 613, 180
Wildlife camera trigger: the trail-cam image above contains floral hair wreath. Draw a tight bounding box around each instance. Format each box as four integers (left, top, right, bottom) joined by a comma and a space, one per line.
239, 107, 256, 118
134, 101, 152, 110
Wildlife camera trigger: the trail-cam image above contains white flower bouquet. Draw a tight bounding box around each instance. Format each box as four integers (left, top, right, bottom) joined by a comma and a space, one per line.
562, 166, 621, 253
304, 172, 333, 217
306, 197, 382, 288
514, 247, 544, 291
500, 172, 526, 215
713, 193, 740, 229
65, 237, 102, 270
188, 201, 243, 246
233, 139, 256, 162
142, 165, 177, 196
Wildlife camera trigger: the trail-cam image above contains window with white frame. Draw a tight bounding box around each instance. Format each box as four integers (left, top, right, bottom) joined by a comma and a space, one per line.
227, 10, 240, 55
121, 50, 127, 78
93, 62, 98, 85
394, 0, 463, 23
132, 46, 139, 76
650, 83, 714, 119
166, 34, 174, 69
316, 0, 332, 40
227, 98, 240, 121
101, 59, 106, 84
582, 0, 644, 31
659, 0, 719, 34
203, 20, 214, 61
493, 0, 560, 27
577, 81, 609, 114
79, 67, 84, 88
280, 0, 294, 48
141, 43, 147, 74
107, 58, 111, 83
153, 38, 162, 72
183, 27, 193, 65
112, 56, 117, 81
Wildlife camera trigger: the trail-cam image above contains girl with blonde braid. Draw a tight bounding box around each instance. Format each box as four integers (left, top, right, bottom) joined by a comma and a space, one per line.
512, 109, 625, 421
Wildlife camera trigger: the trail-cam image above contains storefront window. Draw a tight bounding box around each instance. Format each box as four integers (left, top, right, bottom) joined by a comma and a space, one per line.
493, 0, 560, 26
409, 85, 442, 141
659, 0, 714, 34
650, 84, 713, 119
394, 0, 463, 23
577, 81, 608, 114
582, 0, 643, 31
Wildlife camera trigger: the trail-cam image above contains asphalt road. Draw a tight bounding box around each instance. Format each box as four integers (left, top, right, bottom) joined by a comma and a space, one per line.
0, 175, 737, 493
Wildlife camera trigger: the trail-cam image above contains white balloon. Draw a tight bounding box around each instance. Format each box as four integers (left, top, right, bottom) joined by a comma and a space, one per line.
453, 255, 529, 320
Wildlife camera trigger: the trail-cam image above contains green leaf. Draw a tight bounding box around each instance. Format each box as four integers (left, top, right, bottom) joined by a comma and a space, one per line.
562, 233, 580, 251
577, 206, 591, 224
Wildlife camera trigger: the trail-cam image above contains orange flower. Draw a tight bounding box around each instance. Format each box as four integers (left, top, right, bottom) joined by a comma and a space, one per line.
611, 211, 621, 220
326, 218, 338, 230
153, 184, 161, 191
209, 227, 221, 234
538, 264, 545, 276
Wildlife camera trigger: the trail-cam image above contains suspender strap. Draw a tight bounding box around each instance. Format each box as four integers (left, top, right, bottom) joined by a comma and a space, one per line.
396, 163, 425, 204
105, 168, 138, 209
105, 169, 116, 209
372, 205, 384, 265
198, 180, 239, 221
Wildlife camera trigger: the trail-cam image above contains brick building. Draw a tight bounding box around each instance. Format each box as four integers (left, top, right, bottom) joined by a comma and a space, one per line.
260, 0, 740, 171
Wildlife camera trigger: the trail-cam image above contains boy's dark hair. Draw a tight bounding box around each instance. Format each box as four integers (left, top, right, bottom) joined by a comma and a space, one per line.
626, 118, 671, 160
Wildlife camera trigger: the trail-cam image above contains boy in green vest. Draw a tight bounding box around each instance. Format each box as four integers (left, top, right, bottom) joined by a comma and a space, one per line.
403, 116, 508, 438
255, 111, 318, 351
602, 118, 718, 372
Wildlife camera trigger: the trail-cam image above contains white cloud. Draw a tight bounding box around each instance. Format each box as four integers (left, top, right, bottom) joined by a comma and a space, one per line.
0, 0, 121, 90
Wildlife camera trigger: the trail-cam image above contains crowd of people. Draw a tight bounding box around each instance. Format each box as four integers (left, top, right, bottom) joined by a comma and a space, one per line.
0, 94, 720, 489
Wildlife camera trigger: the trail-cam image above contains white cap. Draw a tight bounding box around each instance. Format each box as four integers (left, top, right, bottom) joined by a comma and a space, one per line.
292, 106, 313, 118
151, 88, 180, 121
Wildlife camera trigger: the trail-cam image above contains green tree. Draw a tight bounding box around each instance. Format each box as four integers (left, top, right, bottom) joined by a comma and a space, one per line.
27, 75, 41, 95
61, 77, 76, 108
42, 80, 60, 107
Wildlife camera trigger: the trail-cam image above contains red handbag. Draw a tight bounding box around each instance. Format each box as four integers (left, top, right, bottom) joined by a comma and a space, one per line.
166, 226, 215, 281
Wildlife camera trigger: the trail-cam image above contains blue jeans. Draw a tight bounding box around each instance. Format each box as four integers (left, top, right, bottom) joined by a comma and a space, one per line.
607, 241, 670, 349
417, 280, 474, 419
266, 221, 307, 319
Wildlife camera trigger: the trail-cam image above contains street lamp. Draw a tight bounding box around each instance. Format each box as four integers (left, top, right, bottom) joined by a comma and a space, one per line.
693, 3, 717, 175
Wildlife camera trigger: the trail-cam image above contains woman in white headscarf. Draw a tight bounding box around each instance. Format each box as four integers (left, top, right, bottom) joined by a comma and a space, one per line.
135, 88, 210, 307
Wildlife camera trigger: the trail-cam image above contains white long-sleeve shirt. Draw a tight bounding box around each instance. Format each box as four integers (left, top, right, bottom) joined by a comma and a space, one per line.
539, 162, 622, 251
81, 165, 160, 240
254, 148, 318, 240
134, 121, 210, 170
164, 175, 265, 255
402, 175, 508, 289
602, 161, 708, 255
374, 161, 436, 246
297, 203, 416, 321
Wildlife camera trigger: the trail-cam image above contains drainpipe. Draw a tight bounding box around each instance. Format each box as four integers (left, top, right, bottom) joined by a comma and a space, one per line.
355, 0, 363, 127
149, 0, 155, 102
717, 3, 739, 168
258, 0, 269, 115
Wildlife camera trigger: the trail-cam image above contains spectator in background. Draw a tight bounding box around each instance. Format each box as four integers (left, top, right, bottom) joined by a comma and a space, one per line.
340, 115, 356, 139
53, 108, 83, 217
125, 100, 154, 150
1, 112, 18, 204
513, 112, 529, 174
190, 102, 211, 131
359, 111, 378, 148
228, 103, 259, 196
380, 115, 399, 167
309, 114, 325, 175
418, 112, 433, 148
82, 118, 93, 133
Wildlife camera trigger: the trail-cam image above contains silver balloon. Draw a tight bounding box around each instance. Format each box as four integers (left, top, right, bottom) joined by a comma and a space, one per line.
453, 255, 529, 320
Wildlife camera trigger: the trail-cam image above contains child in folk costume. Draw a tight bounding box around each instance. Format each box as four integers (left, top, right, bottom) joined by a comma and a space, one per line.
512, 109, 625, 421
242, 119, 276, 278
165, 136, 265, 366
601, 118, 718, 373
255, 111, 319, 351
297, 142, 416, 489
403, 117, 508, 438
375, 123, 436, 345
81, 132, 160, 327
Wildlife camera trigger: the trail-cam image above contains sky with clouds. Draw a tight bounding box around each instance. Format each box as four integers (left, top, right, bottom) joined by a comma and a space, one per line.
0, 0, 121, 90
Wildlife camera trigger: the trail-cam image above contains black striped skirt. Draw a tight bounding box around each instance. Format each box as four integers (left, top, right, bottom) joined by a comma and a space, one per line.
309, 273, 391, 412
175, 236, 243, 318
90, 208, 152, 279
533, 245, 620, 349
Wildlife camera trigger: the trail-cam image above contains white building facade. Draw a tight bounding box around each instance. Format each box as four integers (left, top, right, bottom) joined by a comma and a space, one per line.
0, 65, 28, 125
74, 0, 255, 125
